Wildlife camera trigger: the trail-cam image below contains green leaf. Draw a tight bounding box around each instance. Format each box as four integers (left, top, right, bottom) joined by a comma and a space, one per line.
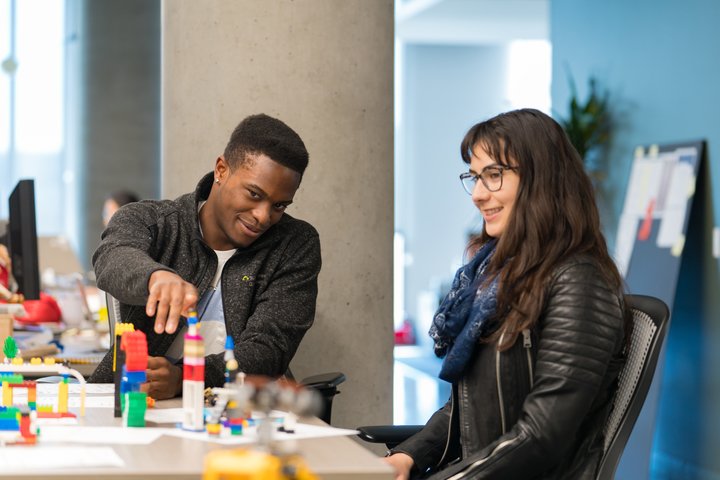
3, 337, 18, 359
557, 73, 613, 175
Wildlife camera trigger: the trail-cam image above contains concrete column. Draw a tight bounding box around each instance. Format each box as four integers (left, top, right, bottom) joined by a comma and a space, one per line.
162, 0, 394, 429
72, 0, 161, 267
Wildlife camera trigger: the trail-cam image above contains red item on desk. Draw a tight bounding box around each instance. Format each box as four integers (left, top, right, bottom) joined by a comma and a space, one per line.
15, 292, 62, 324
0, 263, 8, 289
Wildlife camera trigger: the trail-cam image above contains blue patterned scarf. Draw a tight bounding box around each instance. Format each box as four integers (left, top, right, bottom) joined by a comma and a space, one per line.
429, 239, 499, 383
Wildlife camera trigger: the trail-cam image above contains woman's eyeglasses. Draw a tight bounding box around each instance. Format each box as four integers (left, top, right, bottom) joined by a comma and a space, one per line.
459, 165, 518, 195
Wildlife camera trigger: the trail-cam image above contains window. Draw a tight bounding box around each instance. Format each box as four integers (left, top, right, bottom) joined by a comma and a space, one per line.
0, 0, 66, 236
506, 40, 552, 113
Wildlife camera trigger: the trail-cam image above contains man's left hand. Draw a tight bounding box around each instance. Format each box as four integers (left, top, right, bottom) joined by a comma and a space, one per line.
143, 356, 183, 400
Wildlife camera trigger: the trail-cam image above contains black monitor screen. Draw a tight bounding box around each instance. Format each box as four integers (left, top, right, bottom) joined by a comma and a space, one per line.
8, 179, 41, 300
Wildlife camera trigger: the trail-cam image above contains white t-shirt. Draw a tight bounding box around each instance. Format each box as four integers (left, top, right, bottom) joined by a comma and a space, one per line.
164, 203, 236, 362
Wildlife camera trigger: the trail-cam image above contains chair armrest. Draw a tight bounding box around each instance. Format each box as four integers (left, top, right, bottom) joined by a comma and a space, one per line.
299, 372, 346, 390
357, 425, 424, 448
298, 372, 346, 425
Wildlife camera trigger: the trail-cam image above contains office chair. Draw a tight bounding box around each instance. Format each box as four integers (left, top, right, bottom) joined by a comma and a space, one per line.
595, 294, 669, 479
106, 292, 345, 424
357, 294, 670, 480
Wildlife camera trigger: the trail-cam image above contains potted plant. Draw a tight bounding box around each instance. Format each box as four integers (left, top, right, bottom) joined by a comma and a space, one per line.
558, 75, 613, 185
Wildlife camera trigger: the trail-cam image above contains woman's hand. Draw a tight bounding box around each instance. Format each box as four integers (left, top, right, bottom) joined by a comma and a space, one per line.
383, 453, 414, 480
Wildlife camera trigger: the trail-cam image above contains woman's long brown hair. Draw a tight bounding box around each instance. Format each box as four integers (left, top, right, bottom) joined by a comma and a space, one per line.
461, 109, 626, 350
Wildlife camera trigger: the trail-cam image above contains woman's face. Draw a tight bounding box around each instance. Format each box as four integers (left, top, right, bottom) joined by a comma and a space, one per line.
468, 145, 520, 238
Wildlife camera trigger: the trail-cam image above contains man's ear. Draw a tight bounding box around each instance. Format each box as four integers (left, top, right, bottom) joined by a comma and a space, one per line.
214, 156, 229, 183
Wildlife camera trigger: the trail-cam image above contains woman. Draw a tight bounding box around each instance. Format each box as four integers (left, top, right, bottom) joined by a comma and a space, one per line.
385, 109, 628, 479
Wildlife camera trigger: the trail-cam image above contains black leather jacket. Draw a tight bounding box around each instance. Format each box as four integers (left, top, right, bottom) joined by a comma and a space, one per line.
393, 256, 626, 479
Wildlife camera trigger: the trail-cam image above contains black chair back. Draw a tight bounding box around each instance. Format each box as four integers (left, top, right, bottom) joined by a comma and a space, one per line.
596, 294, 670, 480
106, 292, 121, 342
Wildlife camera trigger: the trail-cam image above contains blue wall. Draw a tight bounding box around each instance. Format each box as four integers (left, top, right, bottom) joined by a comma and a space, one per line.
551, 0, 720, 478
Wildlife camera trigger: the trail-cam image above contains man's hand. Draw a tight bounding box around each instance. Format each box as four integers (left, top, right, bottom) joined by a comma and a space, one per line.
383, 453, 414, 480
143, 356, 183, 400
146, 270, 198, 334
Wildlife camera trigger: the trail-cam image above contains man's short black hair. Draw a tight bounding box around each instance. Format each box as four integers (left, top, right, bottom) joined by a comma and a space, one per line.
224, 114, 309, 175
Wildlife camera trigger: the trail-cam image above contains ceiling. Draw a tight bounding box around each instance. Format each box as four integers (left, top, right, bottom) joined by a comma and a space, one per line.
396, 0, 549, 45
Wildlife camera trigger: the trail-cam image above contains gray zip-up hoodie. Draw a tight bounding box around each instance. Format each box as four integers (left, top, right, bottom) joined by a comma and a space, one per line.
88, 172, 321, 387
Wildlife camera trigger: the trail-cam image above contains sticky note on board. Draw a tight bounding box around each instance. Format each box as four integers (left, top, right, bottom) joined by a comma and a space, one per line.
671, 235, 685, 257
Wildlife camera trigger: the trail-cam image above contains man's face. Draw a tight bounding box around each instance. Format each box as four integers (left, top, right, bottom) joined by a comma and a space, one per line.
208, 154, 301, 249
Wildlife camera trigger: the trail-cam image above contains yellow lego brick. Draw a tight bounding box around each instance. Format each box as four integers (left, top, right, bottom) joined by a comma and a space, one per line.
114, 323, 136, 336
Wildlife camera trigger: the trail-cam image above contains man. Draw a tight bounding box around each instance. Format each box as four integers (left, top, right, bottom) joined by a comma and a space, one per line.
89, 114, 321, 400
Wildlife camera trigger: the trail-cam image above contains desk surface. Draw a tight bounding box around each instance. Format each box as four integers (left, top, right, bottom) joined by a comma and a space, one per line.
4, 398, 393, 480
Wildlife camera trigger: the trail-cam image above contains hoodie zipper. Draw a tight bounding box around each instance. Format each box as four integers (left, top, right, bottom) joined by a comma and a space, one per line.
522, 329, 534, 388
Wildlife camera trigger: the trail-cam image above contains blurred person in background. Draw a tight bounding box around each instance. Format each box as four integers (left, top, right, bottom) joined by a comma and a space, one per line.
102, 190, 140, 227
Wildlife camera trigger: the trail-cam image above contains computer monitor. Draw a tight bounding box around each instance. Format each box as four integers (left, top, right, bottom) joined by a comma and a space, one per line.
8, 179, 41, 300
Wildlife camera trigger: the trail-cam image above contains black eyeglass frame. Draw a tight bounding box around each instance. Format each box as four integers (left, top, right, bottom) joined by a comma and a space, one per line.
459, 165, 518, 195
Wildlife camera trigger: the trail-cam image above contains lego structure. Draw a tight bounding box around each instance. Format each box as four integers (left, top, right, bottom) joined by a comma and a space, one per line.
112, 322, 136, 418
119, 330, 149, 427
0, 404, 36, 445
183, 312, 205, 431
0, 357, 87, 444
223, 335, 238, 386
202, 375, 323, 479
109, 322, 150, 427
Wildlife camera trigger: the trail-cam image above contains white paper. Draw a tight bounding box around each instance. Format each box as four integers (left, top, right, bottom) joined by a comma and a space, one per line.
144, 407, 184, 424
11, 394, 114, 409
144, 407, 286, 425
13, 383, 114, 396
621, 158, 664, 216
614, 214, 639, 278
36, 417, 79, 426
70, 383, 115, 395
163, 422, 359, 445
0, 446, 124, 470
40, 426, 171, 445
657, 161, 694, 248
74, 395, 114, 408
